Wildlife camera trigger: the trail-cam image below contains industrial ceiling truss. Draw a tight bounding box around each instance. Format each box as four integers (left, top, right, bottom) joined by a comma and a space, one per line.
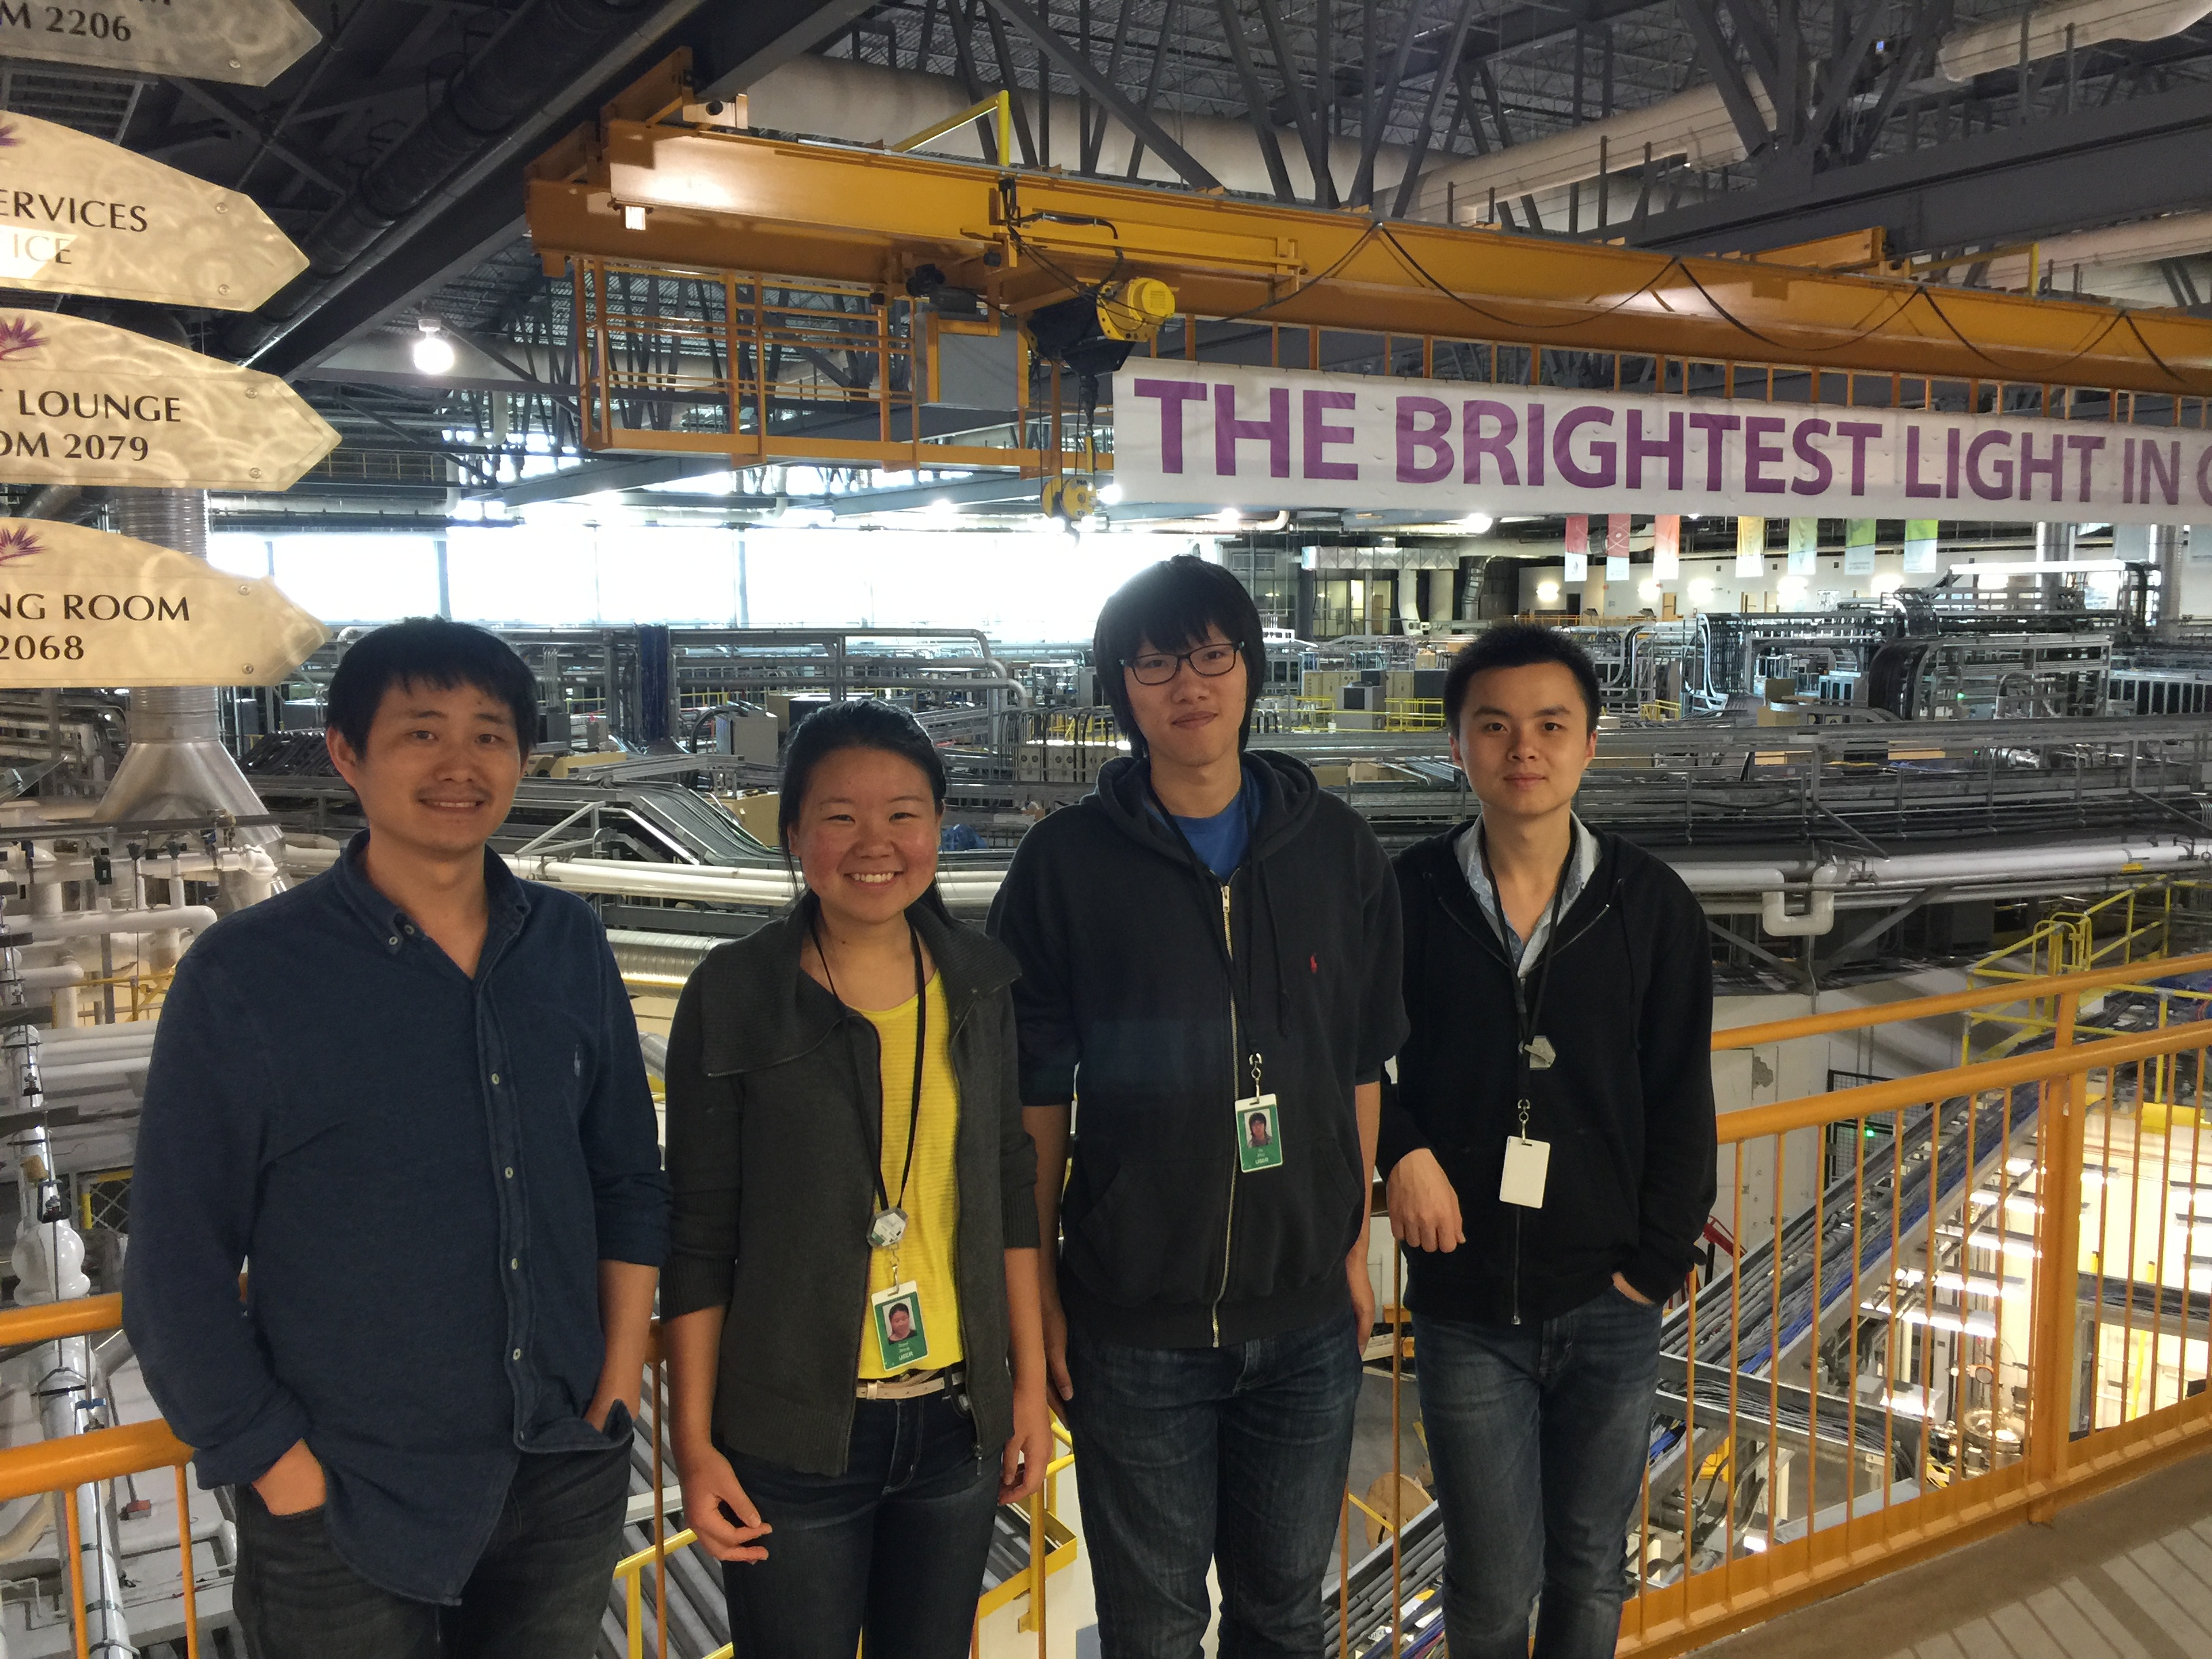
525, 70, 2212, 478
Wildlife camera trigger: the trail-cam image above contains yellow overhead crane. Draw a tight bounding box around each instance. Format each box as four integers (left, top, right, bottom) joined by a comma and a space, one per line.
523, 54, 2212, 481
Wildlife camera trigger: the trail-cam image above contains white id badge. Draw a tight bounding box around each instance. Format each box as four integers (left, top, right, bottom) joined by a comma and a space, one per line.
1499, 1136, 1551, 1208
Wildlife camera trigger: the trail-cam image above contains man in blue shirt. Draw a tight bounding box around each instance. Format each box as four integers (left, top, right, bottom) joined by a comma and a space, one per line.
125, 617, 670, 1659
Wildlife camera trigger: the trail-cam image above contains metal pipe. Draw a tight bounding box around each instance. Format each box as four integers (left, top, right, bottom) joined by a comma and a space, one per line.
18, 907, 218, 944
1, 924, 131, 1654
2151, 523, 2186, 637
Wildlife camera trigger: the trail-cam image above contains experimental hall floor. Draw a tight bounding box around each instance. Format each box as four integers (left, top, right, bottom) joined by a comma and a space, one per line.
1702, 1450, 2212, 1659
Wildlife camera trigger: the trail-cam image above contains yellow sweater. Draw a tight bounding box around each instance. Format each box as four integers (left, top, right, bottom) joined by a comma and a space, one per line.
857, 975, 964, 1376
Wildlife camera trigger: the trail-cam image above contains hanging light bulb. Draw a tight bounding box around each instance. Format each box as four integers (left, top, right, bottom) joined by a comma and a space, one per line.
412, 318, 456, 375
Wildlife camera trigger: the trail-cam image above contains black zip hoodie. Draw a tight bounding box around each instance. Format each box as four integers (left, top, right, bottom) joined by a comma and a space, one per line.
1380, 822, 1717, 1326
989, 750, 1408, 1349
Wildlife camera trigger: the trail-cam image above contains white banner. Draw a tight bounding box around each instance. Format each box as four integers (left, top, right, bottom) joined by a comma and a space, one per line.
0, 518, 325, 686
0, 0, 317, 87
0, 111, 306, 310
1111, 363, 2212, 525
0, 310, 337, 490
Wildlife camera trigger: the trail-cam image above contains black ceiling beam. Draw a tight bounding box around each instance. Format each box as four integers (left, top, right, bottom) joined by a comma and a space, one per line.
1629, 77, 2212, 258
242, 0, 879, 381
983, 0, 1224, 188
1213, 0, 1298, 199
1361, 0, 1687, 101
1674, 0, 1773, 161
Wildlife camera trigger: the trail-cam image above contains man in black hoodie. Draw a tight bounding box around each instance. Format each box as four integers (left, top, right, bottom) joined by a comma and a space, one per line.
1382, 624, 1715, 1659
990, 556, 1406, 1658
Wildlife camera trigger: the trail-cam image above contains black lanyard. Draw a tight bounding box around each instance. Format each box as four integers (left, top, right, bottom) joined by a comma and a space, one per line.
1480, 833, 1576, 1099
1147, 772, 1263, 1090
811, 913, 928, 1225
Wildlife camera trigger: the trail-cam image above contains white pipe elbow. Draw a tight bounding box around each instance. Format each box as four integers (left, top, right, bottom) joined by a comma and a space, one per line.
1760, 865, 1841, 937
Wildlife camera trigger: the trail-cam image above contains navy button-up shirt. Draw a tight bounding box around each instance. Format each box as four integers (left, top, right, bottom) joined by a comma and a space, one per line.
125, 832, 670, 1603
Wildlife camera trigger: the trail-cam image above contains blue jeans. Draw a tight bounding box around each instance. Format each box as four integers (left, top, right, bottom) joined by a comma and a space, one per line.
1065, 1310, 1361, 1659
720, 1391, 997, 1659
1414, 1288, 1662, 1659
233, 1445, 630, 1659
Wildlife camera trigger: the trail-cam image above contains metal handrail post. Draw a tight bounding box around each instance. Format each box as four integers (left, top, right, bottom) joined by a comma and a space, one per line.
2027, 989, 2085, 1522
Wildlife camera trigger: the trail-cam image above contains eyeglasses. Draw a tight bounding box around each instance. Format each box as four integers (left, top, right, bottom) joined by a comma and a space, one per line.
1124, 642, 1243, 685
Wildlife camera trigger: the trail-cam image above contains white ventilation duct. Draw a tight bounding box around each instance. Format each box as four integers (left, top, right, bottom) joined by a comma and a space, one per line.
1979, 208, 2212, 289
1938, 0, 2212, 81
1418, 75, 1777, 225
742, 54, 1412, 206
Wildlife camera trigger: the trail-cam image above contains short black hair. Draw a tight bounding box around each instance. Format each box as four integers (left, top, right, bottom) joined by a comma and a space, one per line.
1092, 554, 1265, 759
325, 617, 537, 758
1443, 623, 1603, 733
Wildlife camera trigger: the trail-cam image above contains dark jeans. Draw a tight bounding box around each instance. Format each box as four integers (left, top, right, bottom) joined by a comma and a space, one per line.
1065, 1309, 1361, 1659
233, 1446, 631, 1659
1414, 1287, 1662, 1659
720, 1390, 998, 1659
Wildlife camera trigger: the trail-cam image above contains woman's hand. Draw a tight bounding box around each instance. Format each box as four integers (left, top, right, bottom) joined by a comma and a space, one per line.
675, 1446, 772, 1563
1000, 1382, 1056, 1505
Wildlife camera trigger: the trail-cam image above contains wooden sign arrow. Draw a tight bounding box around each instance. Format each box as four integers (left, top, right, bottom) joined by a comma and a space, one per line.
0, 518, 325, 687
0, 111, 306, 310
0, 310, 338, 491
0, 0, 319, 87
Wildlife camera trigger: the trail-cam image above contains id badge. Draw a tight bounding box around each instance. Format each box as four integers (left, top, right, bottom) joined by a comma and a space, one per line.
870, 1282, 930, 1370
1236, 1093, 1284, 1172
1500, 1136, 1551, 1208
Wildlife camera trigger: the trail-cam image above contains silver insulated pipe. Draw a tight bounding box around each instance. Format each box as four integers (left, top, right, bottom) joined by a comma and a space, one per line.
95, 489, 286, 902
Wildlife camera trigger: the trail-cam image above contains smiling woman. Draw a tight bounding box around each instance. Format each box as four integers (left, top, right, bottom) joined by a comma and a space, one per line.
658, 697, 1052, 1659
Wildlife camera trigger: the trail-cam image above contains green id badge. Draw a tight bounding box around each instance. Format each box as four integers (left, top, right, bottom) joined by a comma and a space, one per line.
872, 1282, 930, 1370
1236, 1094, 1283, 1172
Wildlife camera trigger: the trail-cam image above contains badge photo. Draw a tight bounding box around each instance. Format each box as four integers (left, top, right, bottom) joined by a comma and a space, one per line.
1237, 1094, 1284, 1172
872, 1282, 930, 1370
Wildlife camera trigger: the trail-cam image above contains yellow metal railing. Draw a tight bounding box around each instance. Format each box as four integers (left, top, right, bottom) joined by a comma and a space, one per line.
1382, 697, 1445, 732
891, 90, 1015, 167
24, 954, 2212, 1656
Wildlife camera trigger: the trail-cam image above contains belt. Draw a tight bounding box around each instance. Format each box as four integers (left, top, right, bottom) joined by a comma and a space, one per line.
856, 1365, 962, 1401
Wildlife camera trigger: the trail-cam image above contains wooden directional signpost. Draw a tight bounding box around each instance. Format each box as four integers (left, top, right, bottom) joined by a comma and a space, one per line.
0, 111, 306, 308
0, 0, 319, 87
0, 62, 340, 689
0, 518, 326, 687
0, 309, 337, 489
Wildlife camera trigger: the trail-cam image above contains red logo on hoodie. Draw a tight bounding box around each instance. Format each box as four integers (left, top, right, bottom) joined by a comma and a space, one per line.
1309, 953, 1319, 974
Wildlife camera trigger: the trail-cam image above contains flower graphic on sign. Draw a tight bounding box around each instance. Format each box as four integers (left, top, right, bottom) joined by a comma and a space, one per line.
0, 318, 43, 362
0, 527, 42, 567
0, 125, 18, 149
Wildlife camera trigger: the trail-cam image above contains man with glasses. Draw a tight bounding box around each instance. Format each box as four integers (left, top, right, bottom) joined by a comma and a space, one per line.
990, 554, 1406, 1657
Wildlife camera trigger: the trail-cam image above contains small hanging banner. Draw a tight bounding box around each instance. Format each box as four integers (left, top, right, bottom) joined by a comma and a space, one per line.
1605, 513, 1631, 579
0, 0, 319, 87
1735, 516, 1766, 578
1844, 518, 1877, 575
0, 518, 325, 687
1564, 514, 1589, 555
0, 112, 306, 310
1563, 550, 1588, 583
0, 310, 338, 490
1652, 514, 1681, 579
1904, 518, 1940, 573
1787, 516, 1819, 574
